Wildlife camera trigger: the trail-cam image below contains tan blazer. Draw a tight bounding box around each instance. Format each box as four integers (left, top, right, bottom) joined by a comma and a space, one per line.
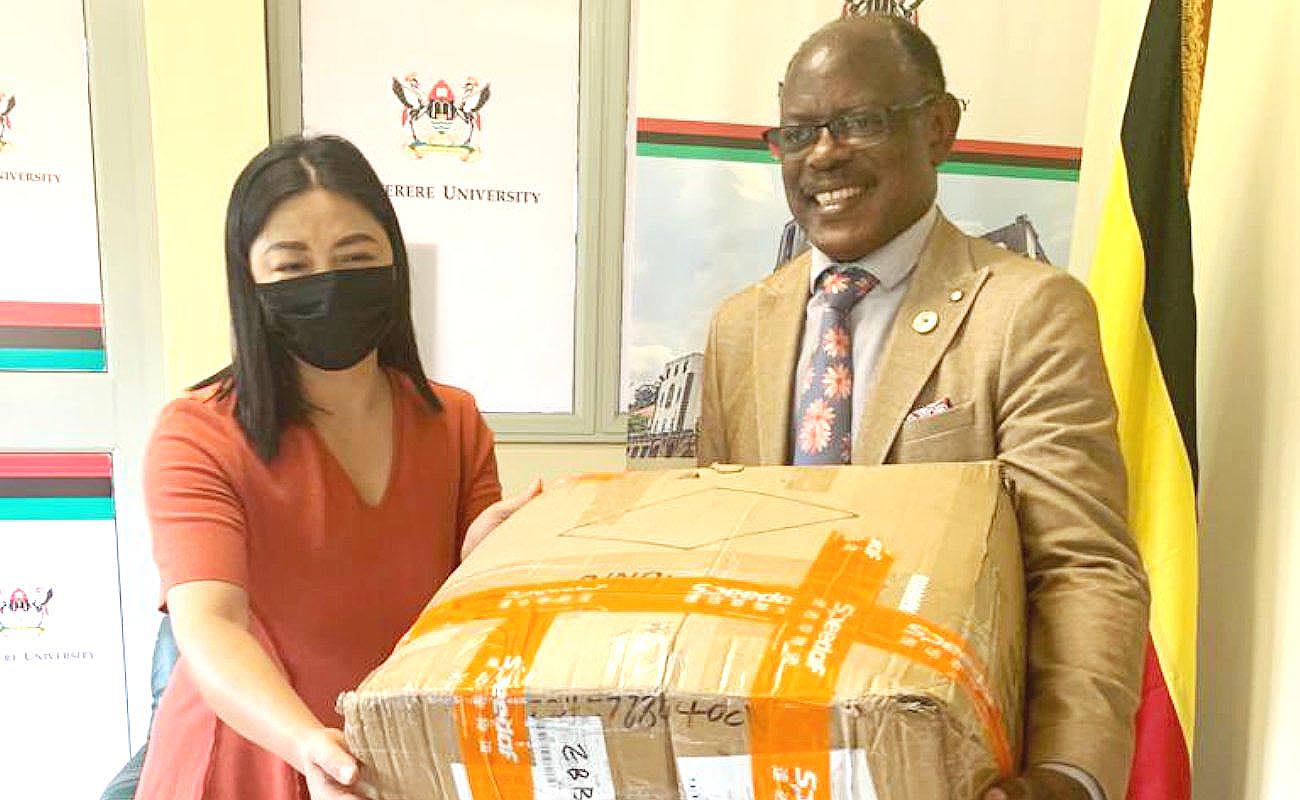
698, 215, 1150, 800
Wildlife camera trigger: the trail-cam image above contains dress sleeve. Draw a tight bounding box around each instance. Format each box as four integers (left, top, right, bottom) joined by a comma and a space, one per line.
454, 393, 503, 551
145, 400, 250, 605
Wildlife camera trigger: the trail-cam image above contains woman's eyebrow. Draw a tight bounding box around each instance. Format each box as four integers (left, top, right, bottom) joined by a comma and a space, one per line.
265, 240, 309, 253
333, 232, 381, 249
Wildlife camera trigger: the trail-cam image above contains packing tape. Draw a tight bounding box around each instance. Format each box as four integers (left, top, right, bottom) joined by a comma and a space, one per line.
396, 534, 1014, 799
748, 536, 891, 800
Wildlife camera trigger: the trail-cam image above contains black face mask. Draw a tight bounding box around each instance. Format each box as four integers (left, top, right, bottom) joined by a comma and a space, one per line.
255, 266, 397, 371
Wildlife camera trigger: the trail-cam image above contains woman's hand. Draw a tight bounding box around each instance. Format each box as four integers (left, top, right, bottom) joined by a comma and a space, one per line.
462, 478, 544, 559
299, 726, 376, 799
168, 580, 377, 795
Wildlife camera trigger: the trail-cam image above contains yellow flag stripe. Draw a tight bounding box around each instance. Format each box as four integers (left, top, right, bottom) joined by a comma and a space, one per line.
1089, 154, 1198, 748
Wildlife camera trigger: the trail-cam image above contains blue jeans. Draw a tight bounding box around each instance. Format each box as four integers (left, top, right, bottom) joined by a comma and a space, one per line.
99, 616, 179, 800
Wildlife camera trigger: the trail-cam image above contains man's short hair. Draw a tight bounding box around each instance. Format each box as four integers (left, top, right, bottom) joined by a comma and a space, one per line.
784, 14, 947, 97
878, 15, 946, 94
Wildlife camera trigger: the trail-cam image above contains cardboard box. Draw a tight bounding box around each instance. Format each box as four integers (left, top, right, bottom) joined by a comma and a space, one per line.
340, 462, 1025, 799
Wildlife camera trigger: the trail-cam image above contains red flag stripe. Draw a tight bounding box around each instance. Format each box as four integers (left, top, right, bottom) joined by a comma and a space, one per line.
1126, 636, 1192, 800
0, 453, 113, 478
636, 117, 769, 139
0, 301, 104, 329
950, 138, 1081, 162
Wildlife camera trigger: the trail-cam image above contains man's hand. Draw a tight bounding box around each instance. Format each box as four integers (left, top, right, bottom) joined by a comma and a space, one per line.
461, 479, 544, 559
983, 767, 1092, 800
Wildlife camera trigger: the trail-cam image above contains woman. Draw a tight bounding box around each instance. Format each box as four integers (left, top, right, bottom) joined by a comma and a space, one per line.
135, 135, 538, 799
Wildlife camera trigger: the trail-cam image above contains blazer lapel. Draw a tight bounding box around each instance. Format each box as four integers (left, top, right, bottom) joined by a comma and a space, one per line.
753, 251, 812, 464
854, 216, 990, 465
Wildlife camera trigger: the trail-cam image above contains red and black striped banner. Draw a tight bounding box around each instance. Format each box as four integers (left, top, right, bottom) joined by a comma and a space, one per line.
0, 453, 115, 519
0, 302, 106, 371
636, 118, 1081, 181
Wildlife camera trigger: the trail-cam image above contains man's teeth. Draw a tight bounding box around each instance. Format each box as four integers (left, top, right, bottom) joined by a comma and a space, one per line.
814, 187, 864, 207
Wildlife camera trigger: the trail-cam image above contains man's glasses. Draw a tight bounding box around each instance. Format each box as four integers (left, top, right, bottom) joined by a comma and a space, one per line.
762, 93, 940, 159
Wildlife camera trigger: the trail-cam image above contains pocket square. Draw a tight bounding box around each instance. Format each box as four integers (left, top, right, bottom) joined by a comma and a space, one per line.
906, 398, 953, 422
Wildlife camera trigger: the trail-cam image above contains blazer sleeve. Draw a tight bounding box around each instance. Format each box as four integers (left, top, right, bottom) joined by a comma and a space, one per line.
994, 271, 1150, 800
697, 311, 729, 466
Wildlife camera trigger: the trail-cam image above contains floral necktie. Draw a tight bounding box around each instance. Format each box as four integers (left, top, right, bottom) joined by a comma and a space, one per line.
792, 267, 878, 465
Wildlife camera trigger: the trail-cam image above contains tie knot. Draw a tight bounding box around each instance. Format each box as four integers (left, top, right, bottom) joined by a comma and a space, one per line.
815, 267, 878, 312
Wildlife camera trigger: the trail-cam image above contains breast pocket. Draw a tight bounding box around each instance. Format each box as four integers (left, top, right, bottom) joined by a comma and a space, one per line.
893, 400, 987, 463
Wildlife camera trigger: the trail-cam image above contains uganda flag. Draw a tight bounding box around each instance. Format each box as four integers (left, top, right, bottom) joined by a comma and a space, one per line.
1087, 0, 1213, 798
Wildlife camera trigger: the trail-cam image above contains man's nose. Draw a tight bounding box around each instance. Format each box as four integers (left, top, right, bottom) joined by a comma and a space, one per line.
804, 126, 849, 169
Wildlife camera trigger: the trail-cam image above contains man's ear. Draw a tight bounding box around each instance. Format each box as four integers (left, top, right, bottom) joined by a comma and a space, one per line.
928, 92, 962, 167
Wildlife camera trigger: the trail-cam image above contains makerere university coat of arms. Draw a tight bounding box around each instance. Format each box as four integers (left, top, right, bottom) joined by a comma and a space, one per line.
0, 587, 53, 634
0, 91, 16, 152
391, 74, 491, 161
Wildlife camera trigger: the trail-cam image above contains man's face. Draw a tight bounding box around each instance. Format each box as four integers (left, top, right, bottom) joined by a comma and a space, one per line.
779, 42, 953, 262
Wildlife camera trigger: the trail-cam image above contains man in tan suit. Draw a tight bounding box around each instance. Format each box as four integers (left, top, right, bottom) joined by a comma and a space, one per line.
698, 15, 1149, 800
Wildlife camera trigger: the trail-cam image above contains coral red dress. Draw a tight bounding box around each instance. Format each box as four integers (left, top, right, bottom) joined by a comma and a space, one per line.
135, 373, 501, 799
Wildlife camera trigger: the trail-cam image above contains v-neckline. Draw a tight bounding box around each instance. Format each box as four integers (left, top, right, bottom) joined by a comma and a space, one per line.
306, 370, 403, 510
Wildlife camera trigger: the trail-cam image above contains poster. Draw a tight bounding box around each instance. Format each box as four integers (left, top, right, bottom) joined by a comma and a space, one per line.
0, 1, 105, 372
0, 453, 128, 797
624, 0, 1099, 460
301, 0, 581, 414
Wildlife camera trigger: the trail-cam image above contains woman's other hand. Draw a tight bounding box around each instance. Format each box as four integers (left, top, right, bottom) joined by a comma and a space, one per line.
461, 478, 543, 559
299, 726, 377, 799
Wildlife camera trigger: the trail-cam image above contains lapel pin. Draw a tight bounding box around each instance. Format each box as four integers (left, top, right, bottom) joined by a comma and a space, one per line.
949, 289, 964, 302
912, 310, 939, 334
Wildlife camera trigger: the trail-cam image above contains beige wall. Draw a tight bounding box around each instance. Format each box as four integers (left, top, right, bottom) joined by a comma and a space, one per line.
143, 0, 269, 393
1187, 1, 1300, 797
495, 442, 626, 496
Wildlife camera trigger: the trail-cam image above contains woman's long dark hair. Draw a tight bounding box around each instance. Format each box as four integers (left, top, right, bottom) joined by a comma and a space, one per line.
195, 134, 440, 461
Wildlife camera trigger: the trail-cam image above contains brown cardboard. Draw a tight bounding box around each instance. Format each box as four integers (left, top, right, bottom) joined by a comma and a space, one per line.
340, 462, 1025, 799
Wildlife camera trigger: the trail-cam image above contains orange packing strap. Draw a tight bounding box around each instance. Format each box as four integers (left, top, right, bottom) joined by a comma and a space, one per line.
401, 574, 799, 645
454, 615, 546, 800
845, 609, 1015, 776
749, 536, 893, 800
431, 534, 1015, 799
554, 471, 624, 484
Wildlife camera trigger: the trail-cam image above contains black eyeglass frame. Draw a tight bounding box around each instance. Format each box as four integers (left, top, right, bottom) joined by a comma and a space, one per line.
762, 93, 942, 158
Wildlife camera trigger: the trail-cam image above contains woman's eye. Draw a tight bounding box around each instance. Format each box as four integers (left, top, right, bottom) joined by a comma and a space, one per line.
275, 262, 308, 273
342, 252, 377, 264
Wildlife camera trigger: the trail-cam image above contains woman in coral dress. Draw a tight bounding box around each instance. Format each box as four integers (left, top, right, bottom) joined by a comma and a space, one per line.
135, 135, 537, 799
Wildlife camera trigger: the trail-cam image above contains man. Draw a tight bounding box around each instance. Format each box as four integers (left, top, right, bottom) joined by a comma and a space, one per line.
697, 15, 1149, 800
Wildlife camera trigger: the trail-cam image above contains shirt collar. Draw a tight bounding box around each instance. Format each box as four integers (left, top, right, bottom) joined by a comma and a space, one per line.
809, 204, 939, 294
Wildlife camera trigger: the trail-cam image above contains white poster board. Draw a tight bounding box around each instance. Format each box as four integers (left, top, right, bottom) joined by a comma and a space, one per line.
301, 0, 581, 413
0, 1, 105, 372
0, 454, 128, 797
